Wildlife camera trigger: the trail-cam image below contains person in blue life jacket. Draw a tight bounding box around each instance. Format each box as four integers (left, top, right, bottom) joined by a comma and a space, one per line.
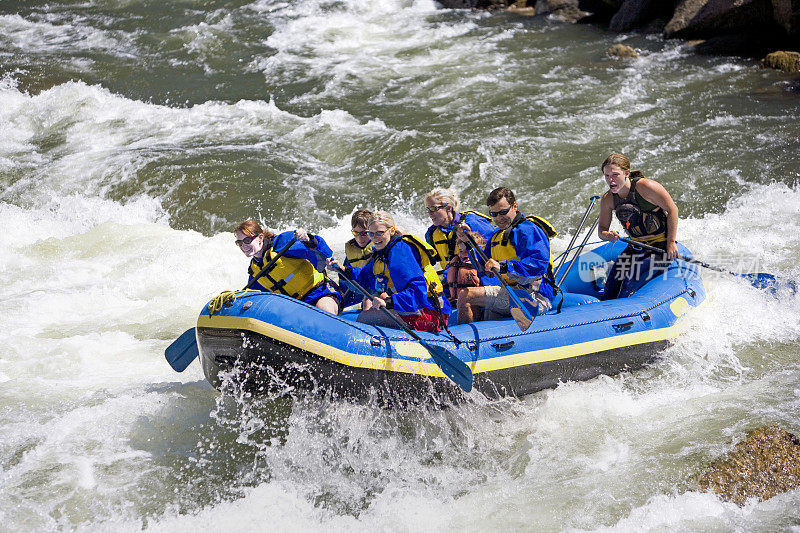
339, 209, 374, 308
457, 187, 557, 323
424, 187, 495, 271
340, 211, 451, 333
234, 219, 340, 314
597, 153, 679, 300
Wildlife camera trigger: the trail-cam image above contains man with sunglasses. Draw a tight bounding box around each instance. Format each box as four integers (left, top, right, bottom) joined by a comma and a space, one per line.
457, 187, 556, 323
234, 219, 340, 315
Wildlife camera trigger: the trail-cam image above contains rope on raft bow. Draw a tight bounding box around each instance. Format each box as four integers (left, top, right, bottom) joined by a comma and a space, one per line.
208, 289, 260, 317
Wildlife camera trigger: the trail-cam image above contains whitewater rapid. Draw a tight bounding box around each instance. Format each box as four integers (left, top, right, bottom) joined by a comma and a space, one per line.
2, 0, 800, 530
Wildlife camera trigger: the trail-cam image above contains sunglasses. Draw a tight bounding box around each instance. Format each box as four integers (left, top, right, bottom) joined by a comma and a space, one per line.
489, 206, 513, 217
352, 230, 369, 237
426, 204, 448, 214
367, 229, 392, 238
235, 234, 259, 247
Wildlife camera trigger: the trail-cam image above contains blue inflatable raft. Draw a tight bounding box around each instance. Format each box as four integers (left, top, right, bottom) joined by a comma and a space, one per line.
196, 241, 705, 404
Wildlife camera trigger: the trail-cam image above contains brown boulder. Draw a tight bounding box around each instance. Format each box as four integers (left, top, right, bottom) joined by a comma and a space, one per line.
607, 43, 639, 57
697, 426, 800, 506
664, 0, 775, 39
534, 0, 590, 21
761, 50, 800, 71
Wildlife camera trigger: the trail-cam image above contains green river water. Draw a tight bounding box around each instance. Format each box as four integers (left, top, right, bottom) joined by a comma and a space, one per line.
1, 0, 800, 530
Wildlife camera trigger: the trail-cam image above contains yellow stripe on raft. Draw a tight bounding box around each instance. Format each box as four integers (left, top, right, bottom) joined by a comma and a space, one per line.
197, 315, 445, 376
196, 309, 692, 378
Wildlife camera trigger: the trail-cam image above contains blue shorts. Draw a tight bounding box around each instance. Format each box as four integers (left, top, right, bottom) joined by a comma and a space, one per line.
303, 283, 342, 307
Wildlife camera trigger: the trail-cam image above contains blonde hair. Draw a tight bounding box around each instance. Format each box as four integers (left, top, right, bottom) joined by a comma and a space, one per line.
234, 219, 275, 240
601, 153, 643, 178
425, 187, 460, 211
368, 211, 395, 230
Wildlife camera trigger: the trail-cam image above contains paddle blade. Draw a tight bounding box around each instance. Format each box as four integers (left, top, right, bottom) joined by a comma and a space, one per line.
509, 307, 533, 331
509, 288, 538, 331
741, 273, 797, 294
165, 328, 199, 372
423, 342, 473, 392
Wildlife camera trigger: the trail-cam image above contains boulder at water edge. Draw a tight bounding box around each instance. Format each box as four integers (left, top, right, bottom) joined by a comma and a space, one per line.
609, 0, 674, 32
664, 0, 775, 39
607, 43, 639, 57
697, 426, 800, 506
761, 50, 800, 72
534, 0, 589, 21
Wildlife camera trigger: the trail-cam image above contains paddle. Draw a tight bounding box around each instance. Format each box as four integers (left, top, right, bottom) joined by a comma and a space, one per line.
553, 195, 601, 278
164, 327, 199, 373
619, 237, 791, 292
556, 217, 599, 287
327, 259, 473, 392
164, 236, 299, 372
461, 231, 534, 331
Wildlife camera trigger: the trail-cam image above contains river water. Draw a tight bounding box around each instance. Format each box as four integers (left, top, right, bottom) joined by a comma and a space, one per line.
2, 0, 800, 531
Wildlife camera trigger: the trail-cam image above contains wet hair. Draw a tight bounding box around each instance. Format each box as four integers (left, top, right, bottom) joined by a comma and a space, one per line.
601, 153, 644, 179
425, 188, 460, 211
234, 219, 275, 240
486, 187, 516, 207
351, 209, 372, 229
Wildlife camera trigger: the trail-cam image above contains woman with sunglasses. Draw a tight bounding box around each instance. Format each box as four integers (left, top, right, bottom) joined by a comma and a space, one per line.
347, 211, 450, 333
234, 220, 340, 314
597, 153, 679, 300
423, 188, 495, 271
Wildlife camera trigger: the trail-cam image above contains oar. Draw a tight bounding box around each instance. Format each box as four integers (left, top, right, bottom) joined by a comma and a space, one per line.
557, 217, 599, 287
328, 259, 473, 392
164, 236, 298, 372
164, 327, 199, 373
461, 231, 534, 331
619, 237, 791, 292
553, 195, 601, 278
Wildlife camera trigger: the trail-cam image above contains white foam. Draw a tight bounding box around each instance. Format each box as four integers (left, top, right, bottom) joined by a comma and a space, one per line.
0, 80, 406, 202
247, 0, 493, 100
593, 491, 737, 532
0, 13, 133, 54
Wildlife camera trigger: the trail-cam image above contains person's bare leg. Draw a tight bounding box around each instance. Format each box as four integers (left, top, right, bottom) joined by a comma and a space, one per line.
315, 295, 339, 315
457, 287, 487, 324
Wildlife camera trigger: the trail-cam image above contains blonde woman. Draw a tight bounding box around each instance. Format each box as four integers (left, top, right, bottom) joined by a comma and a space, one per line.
350, 211, 450, 332
423, 187, 495, 270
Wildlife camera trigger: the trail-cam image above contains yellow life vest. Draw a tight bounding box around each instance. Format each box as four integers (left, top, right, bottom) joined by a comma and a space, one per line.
489, 214, 557, 288
344, 238, 374, 269
249, 249, 324, 300
373, 235, 445, 304
428, 210, 492, 269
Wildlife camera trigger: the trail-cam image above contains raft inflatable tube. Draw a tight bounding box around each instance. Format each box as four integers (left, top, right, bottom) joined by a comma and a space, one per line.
196, 241, 705, 404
